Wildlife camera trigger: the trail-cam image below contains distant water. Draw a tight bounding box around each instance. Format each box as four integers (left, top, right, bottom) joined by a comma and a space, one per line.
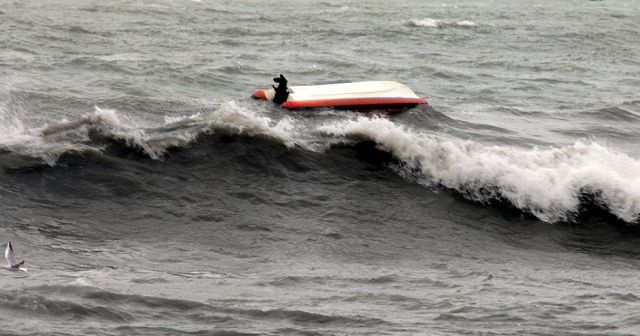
2, 1, 640, 335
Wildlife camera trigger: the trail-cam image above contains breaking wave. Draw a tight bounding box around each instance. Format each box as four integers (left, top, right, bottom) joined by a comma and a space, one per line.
318, 117, 640, 224
2, 101, 639, 224
0, 102, 301, 166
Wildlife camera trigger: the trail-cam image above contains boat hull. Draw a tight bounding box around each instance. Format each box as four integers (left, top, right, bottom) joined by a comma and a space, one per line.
252, 81, 426, 111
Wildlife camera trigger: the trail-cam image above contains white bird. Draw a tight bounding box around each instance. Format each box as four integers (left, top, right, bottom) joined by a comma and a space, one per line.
5, 241, 25, 271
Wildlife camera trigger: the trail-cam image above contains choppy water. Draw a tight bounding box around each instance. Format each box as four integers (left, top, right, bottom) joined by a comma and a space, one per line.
2, 0, 640, 335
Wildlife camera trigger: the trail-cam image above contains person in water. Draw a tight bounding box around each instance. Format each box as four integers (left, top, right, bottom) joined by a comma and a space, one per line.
272, 74, 289, 104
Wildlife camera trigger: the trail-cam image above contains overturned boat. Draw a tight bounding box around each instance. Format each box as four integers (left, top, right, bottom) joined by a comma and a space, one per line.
252, 77, 426, 113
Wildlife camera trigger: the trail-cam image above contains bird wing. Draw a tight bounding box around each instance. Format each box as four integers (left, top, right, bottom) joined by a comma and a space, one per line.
5, 242, 17, 267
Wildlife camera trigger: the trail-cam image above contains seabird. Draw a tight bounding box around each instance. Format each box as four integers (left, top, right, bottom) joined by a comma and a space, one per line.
5, 241, 25, 271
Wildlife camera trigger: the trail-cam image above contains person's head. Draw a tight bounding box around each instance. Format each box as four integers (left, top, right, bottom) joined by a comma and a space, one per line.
273, 74, 287, 84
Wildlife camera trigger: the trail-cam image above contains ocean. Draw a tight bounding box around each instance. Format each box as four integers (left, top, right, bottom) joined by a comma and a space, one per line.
1, 0, 640, 335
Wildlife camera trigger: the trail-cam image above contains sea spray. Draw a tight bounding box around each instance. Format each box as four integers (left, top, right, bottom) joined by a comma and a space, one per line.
0, 102, 301, 166
5, 101, 640, 224
204, 101, 298, 147
317, 116, 640, 223
0, 83, 30, 148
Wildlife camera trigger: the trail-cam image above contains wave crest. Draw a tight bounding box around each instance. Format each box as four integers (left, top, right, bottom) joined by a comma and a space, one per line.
0, 102, 301, 167
318, 117, 640, 223
406, 18, 477, 28
3, 101, 640, 224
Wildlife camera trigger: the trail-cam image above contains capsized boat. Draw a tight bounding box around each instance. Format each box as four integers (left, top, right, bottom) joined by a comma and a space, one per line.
252, 80, 426, 112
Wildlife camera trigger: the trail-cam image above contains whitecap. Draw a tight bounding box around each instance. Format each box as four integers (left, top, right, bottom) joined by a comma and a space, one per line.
406, 18, 477, 28
317, 116, 640, 223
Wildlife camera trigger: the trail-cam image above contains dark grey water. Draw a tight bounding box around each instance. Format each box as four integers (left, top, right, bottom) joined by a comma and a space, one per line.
2, 0, 640, 335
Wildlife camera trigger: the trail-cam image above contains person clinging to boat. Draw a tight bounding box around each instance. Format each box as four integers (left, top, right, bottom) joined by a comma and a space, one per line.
251, 75, 425, 111
272, 74, 289, 104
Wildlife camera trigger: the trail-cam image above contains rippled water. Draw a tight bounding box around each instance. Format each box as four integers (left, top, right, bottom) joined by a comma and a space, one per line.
2, 1, 640, 335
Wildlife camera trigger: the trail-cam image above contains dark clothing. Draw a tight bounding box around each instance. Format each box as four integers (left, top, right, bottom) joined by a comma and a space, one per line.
272, 74, 289, 104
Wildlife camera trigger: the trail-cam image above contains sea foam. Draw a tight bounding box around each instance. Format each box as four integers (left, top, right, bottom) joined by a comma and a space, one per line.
406, 18, 477, 28
4, 101, 640, 224
317, 117, 640, 223
0, 102, 299, 165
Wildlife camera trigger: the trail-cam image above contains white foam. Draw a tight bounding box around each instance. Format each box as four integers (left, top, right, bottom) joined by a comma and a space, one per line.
5, 98, 640, 224
1, 102, 307, 165
408, 18, 440, 28
0, 85, 29, 146
0, 105, 158, 164
407, 18, 477, 28
456, 20, 477, 27
0, 89, 91, 165
39, 106, 168, 160
317, 116, 640, 223
203, 101, 305, 149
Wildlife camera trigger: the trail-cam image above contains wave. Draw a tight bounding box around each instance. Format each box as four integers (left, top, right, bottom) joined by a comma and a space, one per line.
0, 284, 386, 328
582, 106, 640, 122
0, 287, 133, 322
260, 274, 399, 287
65, 25, 114, 37
114, 326, 259, 336
0, 102, 300, 167
2, 101, 640, 224
317, 117, 640, 224
406, 18, 477, 29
